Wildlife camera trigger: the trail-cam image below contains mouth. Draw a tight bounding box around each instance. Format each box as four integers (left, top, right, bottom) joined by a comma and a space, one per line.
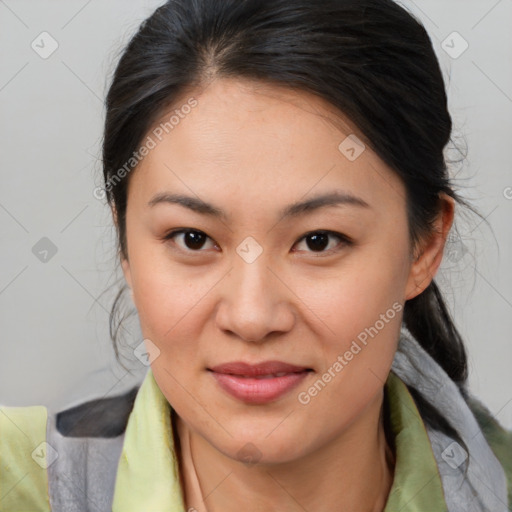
207, 361, 314, 404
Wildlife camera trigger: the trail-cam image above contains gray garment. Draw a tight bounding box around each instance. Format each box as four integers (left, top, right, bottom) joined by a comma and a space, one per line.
45, 325, 509, 511
46, 420, 124, 512
392, 324, 508, 512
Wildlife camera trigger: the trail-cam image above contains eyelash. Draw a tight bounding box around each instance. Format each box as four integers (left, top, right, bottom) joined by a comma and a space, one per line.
161, 229, 352, 256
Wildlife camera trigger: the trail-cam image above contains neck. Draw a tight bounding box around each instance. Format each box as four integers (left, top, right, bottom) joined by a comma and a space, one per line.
175, 390, 395, 512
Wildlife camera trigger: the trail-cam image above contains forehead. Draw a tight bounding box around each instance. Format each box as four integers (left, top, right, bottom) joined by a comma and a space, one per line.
128, 78, 406, 218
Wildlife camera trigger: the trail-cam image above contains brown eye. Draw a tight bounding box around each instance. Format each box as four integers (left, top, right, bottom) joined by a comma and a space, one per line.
164, 229, 216, 252
293, 230, 351, 254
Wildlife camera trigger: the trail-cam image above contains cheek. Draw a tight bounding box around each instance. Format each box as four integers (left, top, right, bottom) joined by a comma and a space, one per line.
127, 246, 194, 341
292, 255, 407, 437
128, 248, 227, 373
304, 248, 408, 344
294, 243, 409, 415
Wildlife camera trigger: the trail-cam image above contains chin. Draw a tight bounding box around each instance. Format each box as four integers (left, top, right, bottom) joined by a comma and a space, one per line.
211, 428, 311, 467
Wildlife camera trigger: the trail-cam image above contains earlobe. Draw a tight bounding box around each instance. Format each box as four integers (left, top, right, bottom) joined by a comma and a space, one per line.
405, 193, 455, 300
113, 205, 134, 300
121, 256, 133, 293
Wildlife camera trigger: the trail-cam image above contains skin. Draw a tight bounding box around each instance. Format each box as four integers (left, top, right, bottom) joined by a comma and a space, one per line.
117, 77, 455, 511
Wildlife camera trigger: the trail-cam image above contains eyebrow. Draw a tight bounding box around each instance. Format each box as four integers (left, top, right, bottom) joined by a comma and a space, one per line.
147, 190, 371, 221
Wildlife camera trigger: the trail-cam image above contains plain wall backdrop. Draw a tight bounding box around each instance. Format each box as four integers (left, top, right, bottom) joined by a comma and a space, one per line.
1, 0, 511, 428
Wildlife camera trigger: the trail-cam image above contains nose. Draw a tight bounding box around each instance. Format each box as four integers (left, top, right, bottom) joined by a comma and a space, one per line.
215, 252, 296, 343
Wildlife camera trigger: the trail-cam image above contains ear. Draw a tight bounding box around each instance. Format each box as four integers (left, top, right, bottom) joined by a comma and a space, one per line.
121, 256, 133, 294
111, 204, 134, 294
405, 193, 455, 301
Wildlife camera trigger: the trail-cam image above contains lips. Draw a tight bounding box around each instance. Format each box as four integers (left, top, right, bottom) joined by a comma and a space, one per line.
208, 361, 313, 404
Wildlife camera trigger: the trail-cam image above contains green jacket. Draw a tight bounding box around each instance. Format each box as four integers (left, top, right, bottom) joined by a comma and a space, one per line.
1, 369, 511, 511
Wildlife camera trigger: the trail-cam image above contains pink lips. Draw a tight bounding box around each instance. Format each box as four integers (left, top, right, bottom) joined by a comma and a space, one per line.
208, 361, 312, 404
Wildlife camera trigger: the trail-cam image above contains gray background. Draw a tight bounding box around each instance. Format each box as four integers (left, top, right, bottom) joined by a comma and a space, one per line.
1, 0, 511, 428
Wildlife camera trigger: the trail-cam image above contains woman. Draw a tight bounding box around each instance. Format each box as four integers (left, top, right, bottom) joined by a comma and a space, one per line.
1, 0, 511, 510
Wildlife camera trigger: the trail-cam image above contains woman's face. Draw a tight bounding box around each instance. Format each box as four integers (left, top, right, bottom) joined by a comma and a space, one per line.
120, 78, 435, 465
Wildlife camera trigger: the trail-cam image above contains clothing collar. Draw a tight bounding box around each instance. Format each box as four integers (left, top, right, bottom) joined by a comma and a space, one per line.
383, 370, 447, 511
112, 365, 447, 511
112, 366, 185, 511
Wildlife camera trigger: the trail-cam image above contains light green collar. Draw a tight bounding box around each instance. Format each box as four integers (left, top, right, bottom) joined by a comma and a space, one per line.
384, 371, 448, 511
112, 368, 186, 511
112, 369, 447, 511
